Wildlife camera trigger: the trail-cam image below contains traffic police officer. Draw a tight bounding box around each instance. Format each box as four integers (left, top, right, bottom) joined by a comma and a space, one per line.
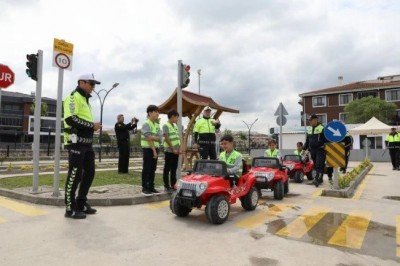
114, 114, 138, 174
340, 132, 353, 173
63, 74, 102, 219
193, 106, 221, 160
162, 110, 181, 192
303, 114, 327, 187
140, 105, 163, 196
385, 127, 400, 170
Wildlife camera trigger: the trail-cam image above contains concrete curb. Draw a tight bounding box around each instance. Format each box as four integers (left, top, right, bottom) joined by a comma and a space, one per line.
322, 164, 373, 198
0, 187, 172, 207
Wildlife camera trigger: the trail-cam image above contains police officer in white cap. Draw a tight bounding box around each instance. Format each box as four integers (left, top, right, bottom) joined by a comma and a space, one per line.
63, 73, 102, 219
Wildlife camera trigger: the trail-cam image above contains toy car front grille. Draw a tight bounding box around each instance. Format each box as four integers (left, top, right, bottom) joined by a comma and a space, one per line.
181, 182, 196, 191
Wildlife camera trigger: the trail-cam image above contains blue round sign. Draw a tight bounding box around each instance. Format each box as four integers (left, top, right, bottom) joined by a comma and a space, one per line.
324, 121, 347, 142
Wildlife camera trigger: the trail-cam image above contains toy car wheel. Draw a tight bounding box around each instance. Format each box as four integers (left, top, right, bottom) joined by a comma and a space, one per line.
170, 194, 191, 217
307, 169, 317, 180
294, 171, 304, 183
240, 187, 259, 211
205, 195, 230, 224
274, 181, 284, 200
284, 179, 289, 194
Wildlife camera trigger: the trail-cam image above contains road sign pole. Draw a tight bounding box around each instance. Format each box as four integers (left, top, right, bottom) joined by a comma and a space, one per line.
279, 106, 283, 150
333, 167, 339, 189
177, 60, 183, 180
32, 50, 43, 193
52, 68, 64, 197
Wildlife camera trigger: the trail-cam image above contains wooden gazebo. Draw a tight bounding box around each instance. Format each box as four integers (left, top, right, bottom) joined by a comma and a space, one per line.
158, 89, 239, 169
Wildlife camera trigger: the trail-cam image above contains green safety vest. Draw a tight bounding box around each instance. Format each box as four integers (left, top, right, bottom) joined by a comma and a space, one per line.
294, 150, 301, 155
265, 149, 279, 157
307, 124, 324, 135
194, 118, 216, 134
141, 119, 161, 148
163, 122, 181, 148
386, 133, 400, 142
63, 90, 94, 145
220, 150, 242, 174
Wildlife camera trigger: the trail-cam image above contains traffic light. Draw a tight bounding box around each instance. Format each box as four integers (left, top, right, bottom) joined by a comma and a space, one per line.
26, 54, 38, 81
181, 64, 190, 88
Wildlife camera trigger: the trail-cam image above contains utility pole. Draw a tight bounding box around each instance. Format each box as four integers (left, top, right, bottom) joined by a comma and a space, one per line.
197, 69, 201, 94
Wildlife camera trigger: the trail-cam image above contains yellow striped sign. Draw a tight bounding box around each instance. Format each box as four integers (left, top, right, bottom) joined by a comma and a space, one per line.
325, 143, 345, 168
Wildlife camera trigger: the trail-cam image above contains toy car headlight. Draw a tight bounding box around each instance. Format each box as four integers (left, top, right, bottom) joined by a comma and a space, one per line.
196, 182, 208, 197
265, 172, 275, 181
176, 179, 183, 190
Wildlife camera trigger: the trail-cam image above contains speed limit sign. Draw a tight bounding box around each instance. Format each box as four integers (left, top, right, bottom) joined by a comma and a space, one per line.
52, 38, 73, 71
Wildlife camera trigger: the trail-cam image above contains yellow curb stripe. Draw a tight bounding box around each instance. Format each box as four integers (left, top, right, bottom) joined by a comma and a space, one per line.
328, 211, 372, 249
396, 216, 400, 257
276, 206, 330, 238
0, 197, 47, 216
235, 204, 291, 229
145, 200, 170, 210
0, 216, 6, 224
352, 166, 375, 200
311, 188, 323, 198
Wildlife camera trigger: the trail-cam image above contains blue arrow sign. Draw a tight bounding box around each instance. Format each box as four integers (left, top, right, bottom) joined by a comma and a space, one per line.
324, 120, 347, 142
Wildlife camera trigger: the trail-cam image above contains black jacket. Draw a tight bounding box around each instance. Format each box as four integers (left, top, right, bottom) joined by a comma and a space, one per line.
304, 123, 327, 150
115, 122, 137, 146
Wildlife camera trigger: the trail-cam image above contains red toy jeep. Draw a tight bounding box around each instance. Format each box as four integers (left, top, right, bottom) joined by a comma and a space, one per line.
282, 154, 316, 183
170, 160, 259, 225
243, 157, 289, 200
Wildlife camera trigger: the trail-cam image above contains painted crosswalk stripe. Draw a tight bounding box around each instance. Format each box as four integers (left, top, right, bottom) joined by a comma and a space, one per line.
276, 206, 330, 239
145, 200, 170, 210
396, 216, 400, 257
236, 204, 291, 229
328, 210, 372, 249
0, 197, 47, 216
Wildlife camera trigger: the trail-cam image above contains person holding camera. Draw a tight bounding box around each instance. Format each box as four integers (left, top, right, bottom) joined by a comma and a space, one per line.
114, 114, 138, 174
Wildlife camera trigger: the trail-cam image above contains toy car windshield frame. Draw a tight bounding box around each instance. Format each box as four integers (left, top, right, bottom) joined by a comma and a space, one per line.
283, 155, 302, 162
252, 157, 281, 168
193, 160, 228, 176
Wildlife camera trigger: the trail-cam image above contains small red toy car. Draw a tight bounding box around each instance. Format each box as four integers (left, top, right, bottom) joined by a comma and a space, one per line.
170, 160, 259, 225
243, 157, 289, 200
282, 155, 316, 183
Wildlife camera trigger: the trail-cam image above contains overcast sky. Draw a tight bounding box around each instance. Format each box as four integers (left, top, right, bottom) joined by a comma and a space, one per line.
1, 0, 400, 133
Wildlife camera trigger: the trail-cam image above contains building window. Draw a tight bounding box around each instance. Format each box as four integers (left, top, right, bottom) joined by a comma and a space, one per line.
339, 94, 353, 105
357, 91, 377, 99
360, 135, 383, 149
385, 89, 400, 102
316, 114, 327, 124
312, 96, 327, 107
339, 113, 348, 123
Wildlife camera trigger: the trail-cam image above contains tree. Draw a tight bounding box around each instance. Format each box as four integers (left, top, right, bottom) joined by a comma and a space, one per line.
223, 128, 232, 136
239, 132, 247, 140
100, 132, 112, 143
344, 96, 397, 124
30, 101, 48, 116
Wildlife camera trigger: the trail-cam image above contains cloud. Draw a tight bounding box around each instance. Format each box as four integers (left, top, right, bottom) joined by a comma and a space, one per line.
1, 0, 400, 134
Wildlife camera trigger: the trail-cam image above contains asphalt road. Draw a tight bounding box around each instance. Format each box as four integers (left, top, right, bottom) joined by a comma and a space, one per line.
0, 162, 399, 266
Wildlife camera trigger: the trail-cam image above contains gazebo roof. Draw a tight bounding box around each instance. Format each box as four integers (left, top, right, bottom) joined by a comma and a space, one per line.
158, 89, 239, 116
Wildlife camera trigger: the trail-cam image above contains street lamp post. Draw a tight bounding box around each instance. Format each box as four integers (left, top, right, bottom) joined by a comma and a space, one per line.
93, 83, 119, 162
197, 69, 201, 94
242, 118, 258, 154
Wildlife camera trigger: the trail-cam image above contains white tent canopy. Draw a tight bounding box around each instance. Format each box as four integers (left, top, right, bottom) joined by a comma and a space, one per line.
349, 117, 392, 135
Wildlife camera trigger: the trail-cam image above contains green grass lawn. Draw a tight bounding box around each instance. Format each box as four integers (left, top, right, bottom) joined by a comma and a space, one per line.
0, 171, 164, 190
